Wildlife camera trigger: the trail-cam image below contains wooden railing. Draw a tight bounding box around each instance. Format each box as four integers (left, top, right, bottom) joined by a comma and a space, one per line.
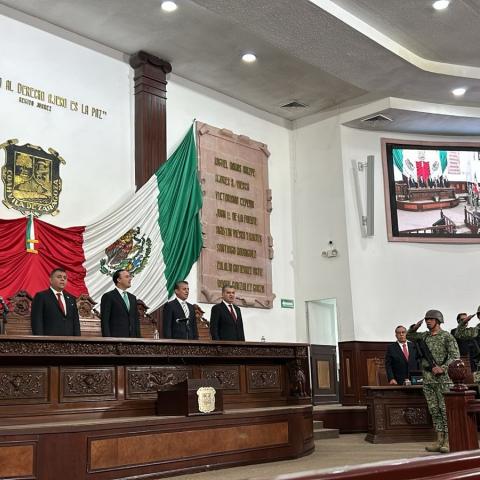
261, 451, 480, 480
400, 224, 455, 235
464, 207, 480, 234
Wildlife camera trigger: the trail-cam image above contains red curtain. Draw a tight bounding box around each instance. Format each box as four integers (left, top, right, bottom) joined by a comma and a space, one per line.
416, 161, 431, 182
0, 217, 88, 305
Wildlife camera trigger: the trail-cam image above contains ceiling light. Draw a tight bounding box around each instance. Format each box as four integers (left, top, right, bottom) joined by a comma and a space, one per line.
432, 0, 450, 10
452, 87, 466, 96
161, 1, 177, 12
241, 53, 257, 63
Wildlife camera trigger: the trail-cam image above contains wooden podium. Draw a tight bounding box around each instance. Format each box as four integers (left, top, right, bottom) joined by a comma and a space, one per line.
157, 378, 224, 416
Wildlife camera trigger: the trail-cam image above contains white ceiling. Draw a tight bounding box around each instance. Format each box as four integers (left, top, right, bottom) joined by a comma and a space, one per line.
2, 0, 480, 130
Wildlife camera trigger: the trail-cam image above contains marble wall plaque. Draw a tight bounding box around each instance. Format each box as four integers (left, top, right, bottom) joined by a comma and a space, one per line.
196, 123, 275, 309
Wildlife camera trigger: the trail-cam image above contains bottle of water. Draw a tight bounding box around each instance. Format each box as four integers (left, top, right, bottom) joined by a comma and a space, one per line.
261, 336, 266, 342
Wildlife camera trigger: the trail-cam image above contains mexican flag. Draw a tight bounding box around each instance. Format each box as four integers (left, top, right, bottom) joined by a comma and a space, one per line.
0, 126, 203, 311
392, 148, 417, 181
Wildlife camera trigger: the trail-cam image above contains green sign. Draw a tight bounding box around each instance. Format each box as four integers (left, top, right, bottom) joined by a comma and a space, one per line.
281, 298, 294, 309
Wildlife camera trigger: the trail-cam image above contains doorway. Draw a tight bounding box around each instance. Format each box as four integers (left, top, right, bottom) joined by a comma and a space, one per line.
306, 298, 339, 404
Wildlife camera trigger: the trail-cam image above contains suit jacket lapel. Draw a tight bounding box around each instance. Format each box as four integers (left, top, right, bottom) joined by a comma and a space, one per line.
49, 289, 67, 317
394, 342, 406, 363
114, 289, 129, 312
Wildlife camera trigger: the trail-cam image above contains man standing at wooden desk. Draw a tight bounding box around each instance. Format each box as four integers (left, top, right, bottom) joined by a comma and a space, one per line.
385, 325, 419, 385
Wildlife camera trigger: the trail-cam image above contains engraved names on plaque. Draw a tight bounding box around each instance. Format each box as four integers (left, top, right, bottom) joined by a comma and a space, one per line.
196, 123, 274, 309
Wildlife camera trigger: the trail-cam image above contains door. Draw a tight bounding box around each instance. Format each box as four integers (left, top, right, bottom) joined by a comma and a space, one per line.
307, 299, 339, 404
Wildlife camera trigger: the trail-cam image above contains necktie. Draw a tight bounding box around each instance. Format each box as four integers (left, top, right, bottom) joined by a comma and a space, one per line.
181, 301, 189, 318
123, 291, 130, 310
56, 293, 65, 315
402, 343, 409, 360
229, 304, 237, 321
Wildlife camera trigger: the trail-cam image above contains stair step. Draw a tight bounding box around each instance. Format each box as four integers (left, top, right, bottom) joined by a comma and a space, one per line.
314, 428, 340, 440
313, 420, 324, 428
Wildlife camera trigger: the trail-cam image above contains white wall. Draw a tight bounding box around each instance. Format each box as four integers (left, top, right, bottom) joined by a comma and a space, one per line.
0, 14, 133, 225
167, 76, 297, 342
0, 11, 298, 342
292, 115, 354, 342
341, 127, 480, 340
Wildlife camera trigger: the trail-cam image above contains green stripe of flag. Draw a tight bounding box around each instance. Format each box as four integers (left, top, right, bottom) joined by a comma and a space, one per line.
157, 126, 203, 295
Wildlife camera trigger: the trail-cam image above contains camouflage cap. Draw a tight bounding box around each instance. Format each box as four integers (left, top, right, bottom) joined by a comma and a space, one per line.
424, 309, 444, 323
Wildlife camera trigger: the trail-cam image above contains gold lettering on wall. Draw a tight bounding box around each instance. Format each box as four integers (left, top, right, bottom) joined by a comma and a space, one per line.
1, 76, 108, 119
197, 123, 275, 309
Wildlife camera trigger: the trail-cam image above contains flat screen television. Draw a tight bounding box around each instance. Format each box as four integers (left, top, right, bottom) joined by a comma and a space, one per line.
382, 138, 480, 243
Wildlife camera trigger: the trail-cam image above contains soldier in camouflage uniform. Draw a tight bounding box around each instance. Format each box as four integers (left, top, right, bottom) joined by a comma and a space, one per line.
454, 305, 480, 383
407, 309, 459, 454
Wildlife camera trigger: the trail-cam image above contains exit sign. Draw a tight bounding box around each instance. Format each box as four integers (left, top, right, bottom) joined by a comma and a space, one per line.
281, 299, 294, 309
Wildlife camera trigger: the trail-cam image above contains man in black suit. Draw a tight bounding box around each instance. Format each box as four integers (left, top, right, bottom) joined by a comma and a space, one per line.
210, 285, 245, 341
162, 280, 198, 340
100, 269, 140, 338
385, 325, 419, 385
31, 268, 81, 336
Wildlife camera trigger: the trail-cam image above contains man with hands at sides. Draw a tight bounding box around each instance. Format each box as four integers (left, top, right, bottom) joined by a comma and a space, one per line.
385, 325, 419, 385
407, 310, 459, 454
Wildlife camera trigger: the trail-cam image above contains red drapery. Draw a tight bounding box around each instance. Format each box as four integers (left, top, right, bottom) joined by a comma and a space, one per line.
0, 217, 87, 304
416, 160, 430, 183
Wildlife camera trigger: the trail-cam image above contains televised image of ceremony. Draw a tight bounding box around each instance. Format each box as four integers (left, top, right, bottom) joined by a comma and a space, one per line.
391, 147, 480, 237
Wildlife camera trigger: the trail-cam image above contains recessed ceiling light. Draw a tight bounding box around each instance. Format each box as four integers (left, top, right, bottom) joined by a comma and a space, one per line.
241, 53, 257, 63
161, 1, 177, 12
432, 0, 450, 10
452, 87, 466, 96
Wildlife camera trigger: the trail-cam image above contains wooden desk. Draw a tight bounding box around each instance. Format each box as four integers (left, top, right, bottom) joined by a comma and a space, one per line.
363, 386, 434, 443
0, 336, 313, 479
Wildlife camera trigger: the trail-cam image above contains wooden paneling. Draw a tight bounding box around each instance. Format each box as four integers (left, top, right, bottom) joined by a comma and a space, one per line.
0, 337, 310, 425
0, 443, 35, 478
0, 406, 313, 479
364, 386, 434, 443
310, 345, 338, 404
200, 365, 241, 393
0, 367, 49, 404
125, 365, 192, 399
313, 407, 368, 433
339, 341, 390, 405
89, 422, 289, 470
246, 365, 282, 393
59, 366, 116, 402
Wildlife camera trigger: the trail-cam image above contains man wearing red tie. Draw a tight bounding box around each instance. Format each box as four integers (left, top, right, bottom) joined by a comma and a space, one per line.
210, 285, 245, 341
31, 268, 81, 336
385, 325, 419, 385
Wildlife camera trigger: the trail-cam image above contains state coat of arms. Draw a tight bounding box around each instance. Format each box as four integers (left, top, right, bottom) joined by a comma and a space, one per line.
1, 139, 64, 216
99, 227, 152, 277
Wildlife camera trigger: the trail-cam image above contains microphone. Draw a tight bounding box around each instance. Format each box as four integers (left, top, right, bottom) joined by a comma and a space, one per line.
175, 317, 188, 324
0, 297, 8, 314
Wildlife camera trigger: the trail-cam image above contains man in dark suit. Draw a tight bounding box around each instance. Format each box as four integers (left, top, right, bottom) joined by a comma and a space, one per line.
210, 285, 245, 341
385, 325, 419, 385
31, 268, 81, 336
101, 269, 140, 338
162, 280, 198, 340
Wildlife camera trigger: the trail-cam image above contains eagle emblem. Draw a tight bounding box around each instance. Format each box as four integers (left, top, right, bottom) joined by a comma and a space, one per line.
100, 227, 151, 277
1, 139, 64, 216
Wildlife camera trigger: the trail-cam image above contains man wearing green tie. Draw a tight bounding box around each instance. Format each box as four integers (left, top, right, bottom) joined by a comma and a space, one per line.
101, 269, 141, 338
